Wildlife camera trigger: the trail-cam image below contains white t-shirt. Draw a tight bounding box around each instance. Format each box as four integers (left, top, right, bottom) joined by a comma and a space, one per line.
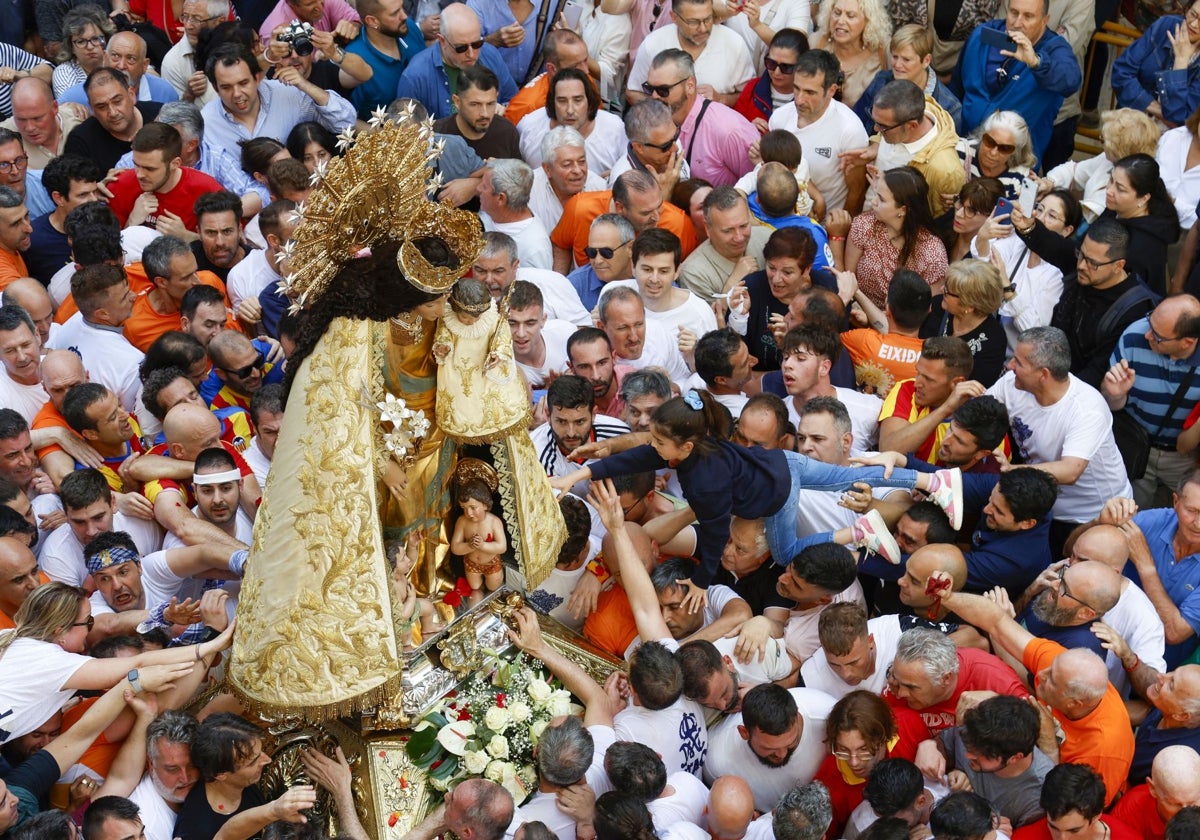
648, 771, 710, 831
48, 314, 145, 413
976, 233, 1063, 356
225, 248, 280, 311
40, 513, 163, 588
129, 771, 179, 840
614, 689, 708, 777
242, 437, 272, 493
514, 724, 616, 840
1104, 580, 1167, 696
527, 564, 591, 632
784, 579, 866, 662
711, 392, 749, 419
483, 213, 554, 271
516, 267, 594, 327
604, 281, 719, 341
528, 167, 607, 234
518, 110, 628, 179
720, 0, 813, 67
800, 613, 903, 700
0, 370, 48, 424
768, 100, 869, 211
702, 687, 837, 812
985, 372, 1132, 522
0, 638, 90, 743
712, 635, 794, 686
628, 25, 755, 96
516, 319, 576, 388
794, 483, 907, 539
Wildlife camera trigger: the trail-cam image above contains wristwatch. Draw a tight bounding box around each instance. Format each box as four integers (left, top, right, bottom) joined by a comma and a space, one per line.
127, 669, 143, 693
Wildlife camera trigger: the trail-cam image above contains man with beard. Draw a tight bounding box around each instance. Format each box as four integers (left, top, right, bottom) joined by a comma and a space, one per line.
61, 383, 146, 491
189, 192, 248, 283
121, 711, 200, 840
107, 122, 222, 236
342, 0, 426, 120
703, 683, 837, 813
1017, 560, 1123, 663
565, 328, 632, 420
432, 65, 520, 160
530, 375, 629, 497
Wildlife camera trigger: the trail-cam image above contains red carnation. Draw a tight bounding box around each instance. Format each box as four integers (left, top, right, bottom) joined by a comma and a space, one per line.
496, 693, 506, 708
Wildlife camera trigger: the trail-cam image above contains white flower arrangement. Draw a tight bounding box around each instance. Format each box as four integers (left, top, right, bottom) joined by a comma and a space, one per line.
403, 651, 582, 805
372, 392, 430, 459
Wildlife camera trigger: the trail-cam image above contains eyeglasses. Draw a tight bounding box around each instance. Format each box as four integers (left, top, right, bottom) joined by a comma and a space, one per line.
873, 119, 903, 134
0, 156, 29, 174
980, 133, 1016, 155
641, 78, 688, 98
954, 197, 982, 217
1148, 320, 1182, 344
220, 351, 265, 379
622, 495, 646, 518
677, 14, 714, 27
72, 36, 106, 49
447, 38, 484, 54
639, 128, 680, 153
1034, 202, 1063, 223
1188, 7, 1200, 22
832, 747, 878, 762
764, 57, 797, 74
71, 615, 95, 632
1074, 246, 1120, 270
1055, 566, 1099, 613
180, 13, 221, 24
585, 241, 631, 260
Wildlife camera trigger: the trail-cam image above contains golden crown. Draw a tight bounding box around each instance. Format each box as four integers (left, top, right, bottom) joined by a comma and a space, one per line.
277, 106, 484, 310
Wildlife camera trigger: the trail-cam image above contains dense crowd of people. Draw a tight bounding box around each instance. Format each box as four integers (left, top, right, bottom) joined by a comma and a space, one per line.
4, 0, 1200, 839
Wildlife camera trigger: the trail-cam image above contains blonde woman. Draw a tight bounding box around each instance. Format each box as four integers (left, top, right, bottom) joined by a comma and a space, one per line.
1041, 109, 1161, 223
813, 0, 891, 109
921, 259, 1009, 386
0, 582, 234, 745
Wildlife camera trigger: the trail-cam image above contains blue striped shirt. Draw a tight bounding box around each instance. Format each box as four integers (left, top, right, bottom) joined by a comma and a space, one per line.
1110, 316, 1200, 447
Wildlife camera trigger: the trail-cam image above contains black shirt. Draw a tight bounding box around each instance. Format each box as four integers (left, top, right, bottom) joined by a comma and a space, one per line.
64, 101, 163, 172
175, 782, 265, 840
711, 558, 790, 616
25, 214, 70, 287
433, 114, 522, 161
190, 240, 256, 284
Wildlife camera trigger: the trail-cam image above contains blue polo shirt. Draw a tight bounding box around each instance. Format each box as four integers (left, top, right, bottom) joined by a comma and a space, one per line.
343, 25, 426, 120
1131, 707, 1200, 784
567, 263, 605, 312
1110, 317, 1200, 448
396, 42, 517, 120
1126, 506, 1200, 666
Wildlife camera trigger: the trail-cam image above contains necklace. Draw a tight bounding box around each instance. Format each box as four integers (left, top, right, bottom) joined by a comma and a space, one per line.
389, 311, 426, 343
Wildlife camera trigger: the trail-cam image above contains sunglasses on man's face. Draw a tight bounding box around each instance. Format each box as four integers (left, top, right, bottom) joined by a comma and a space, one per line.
448, 38, 484, 53
639, 128, 680, 153
221, 351, 266, 379
641, 78, 687, 98
585, 241, 631, 260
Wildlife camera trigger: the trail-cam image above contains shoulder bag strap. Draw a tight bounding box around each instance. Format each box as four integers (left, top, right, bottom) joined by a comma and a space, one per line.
685, 98, 713, 165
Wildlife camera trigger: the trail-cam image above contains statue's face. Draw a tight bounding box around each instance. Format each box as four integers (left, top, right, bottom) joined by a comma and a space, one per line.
412, 295, 448, 321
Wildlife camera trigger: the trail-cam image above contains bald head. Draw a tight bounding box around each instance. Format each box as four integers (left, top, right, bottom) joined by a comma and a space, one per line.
163, 403, 222, 460
1070, 525, 1129, 571
1151, 746, 1200, 821
902, 544, 967, 608
708, 776, 755, 840
10, 76, 54, 109
439, 3, 482, 68
4, 279, 54, 346
1066, 560, 1122, 617
40, 349, 88, 410
0, 535, 39, 617
757, 162, 800, 218
601, 522, 655, 580
1054, 648, 1109, 706
208, 329, 254, 368
1153, 294, 1200, 360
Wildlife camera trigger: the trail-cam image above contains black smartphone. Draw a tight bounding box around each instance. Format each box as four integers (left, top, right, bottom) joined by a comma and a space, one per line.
980, 27, 1017, 52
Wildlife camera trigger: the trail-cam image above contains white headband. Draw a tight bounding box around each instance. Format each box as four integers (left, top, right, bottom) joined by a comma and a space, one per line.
193, 467, 241, 485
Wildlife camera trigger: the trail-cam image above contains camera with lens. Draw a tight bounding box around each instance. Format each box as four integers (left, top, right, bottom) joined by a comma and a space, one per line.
277, 19, 315, 56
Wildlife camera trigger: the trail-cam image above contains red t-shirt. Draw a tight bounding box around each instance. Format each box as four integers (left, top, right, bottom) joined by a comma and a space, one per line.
885, 646, 1028, 737
108, 166, 223, 232
1110, 785, 1165, 840
1012, 815, 1139, 840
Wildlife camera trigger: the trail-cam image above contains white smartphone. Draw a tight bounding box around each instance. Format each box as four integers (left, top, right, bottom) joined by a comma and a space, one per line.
563, 1, 584, 29
1018, 178, 1037, 216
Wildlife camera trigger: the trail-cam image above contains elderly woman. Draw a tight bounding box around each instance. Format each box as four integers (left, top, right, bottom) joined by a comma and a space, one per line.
956, 111, 1037, 199
1112, 0, 1200, 126
946, 177, 1005, 263
52, 6, 111, 98
855, 25, 964, 134
812, 0, 891, 109
1159, 104, 1200, 230
735, 28, 810, 131
921, 258, 1009, 385
518, 67, 626, 178
1040, 109, 1160, 224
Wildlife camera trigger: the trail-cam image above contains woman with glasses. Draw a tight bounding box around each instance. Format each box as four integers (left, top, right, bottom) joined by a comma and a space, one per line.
52, 7, 112, 98
921, 258, 1009, 385
811, 0, 891, 109
854, 25, 964, 134
734, 28, 809, 132
1100, 153, 1180, 294
1041, 109, 1159, 225
974, 191, 1079, 355
946, 178, 1004, 263
813, 690, 925, 840
1007, 190, 1084, 277
1112, 0, 1200, 126
955, 111, 1036, 201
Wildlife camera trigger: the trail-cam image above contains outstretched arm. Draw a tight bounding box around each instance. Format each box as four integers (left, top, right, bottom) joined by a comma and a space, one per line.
935, 572, 1036, 662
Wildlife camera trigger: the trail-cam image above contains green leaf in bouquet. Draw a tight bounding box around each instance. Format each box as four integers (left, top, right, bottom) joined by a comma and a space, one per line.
405, 727, 440, 765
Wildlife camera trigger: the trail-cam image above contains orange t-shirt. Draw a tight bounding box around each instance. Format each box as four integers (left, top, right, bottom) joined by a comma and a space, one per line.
61, 696, 120, 779
0, 248, 28, 290
582, 581, 638, 658
32, 401, 71, 459
551, 190, 699, 269
1024, 637, 1134, 805
0, 571, 52, 629
54, 262, 158, 325
505, 73, 550, 126
121, 270, 237, 352
840, 329, 923, 397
